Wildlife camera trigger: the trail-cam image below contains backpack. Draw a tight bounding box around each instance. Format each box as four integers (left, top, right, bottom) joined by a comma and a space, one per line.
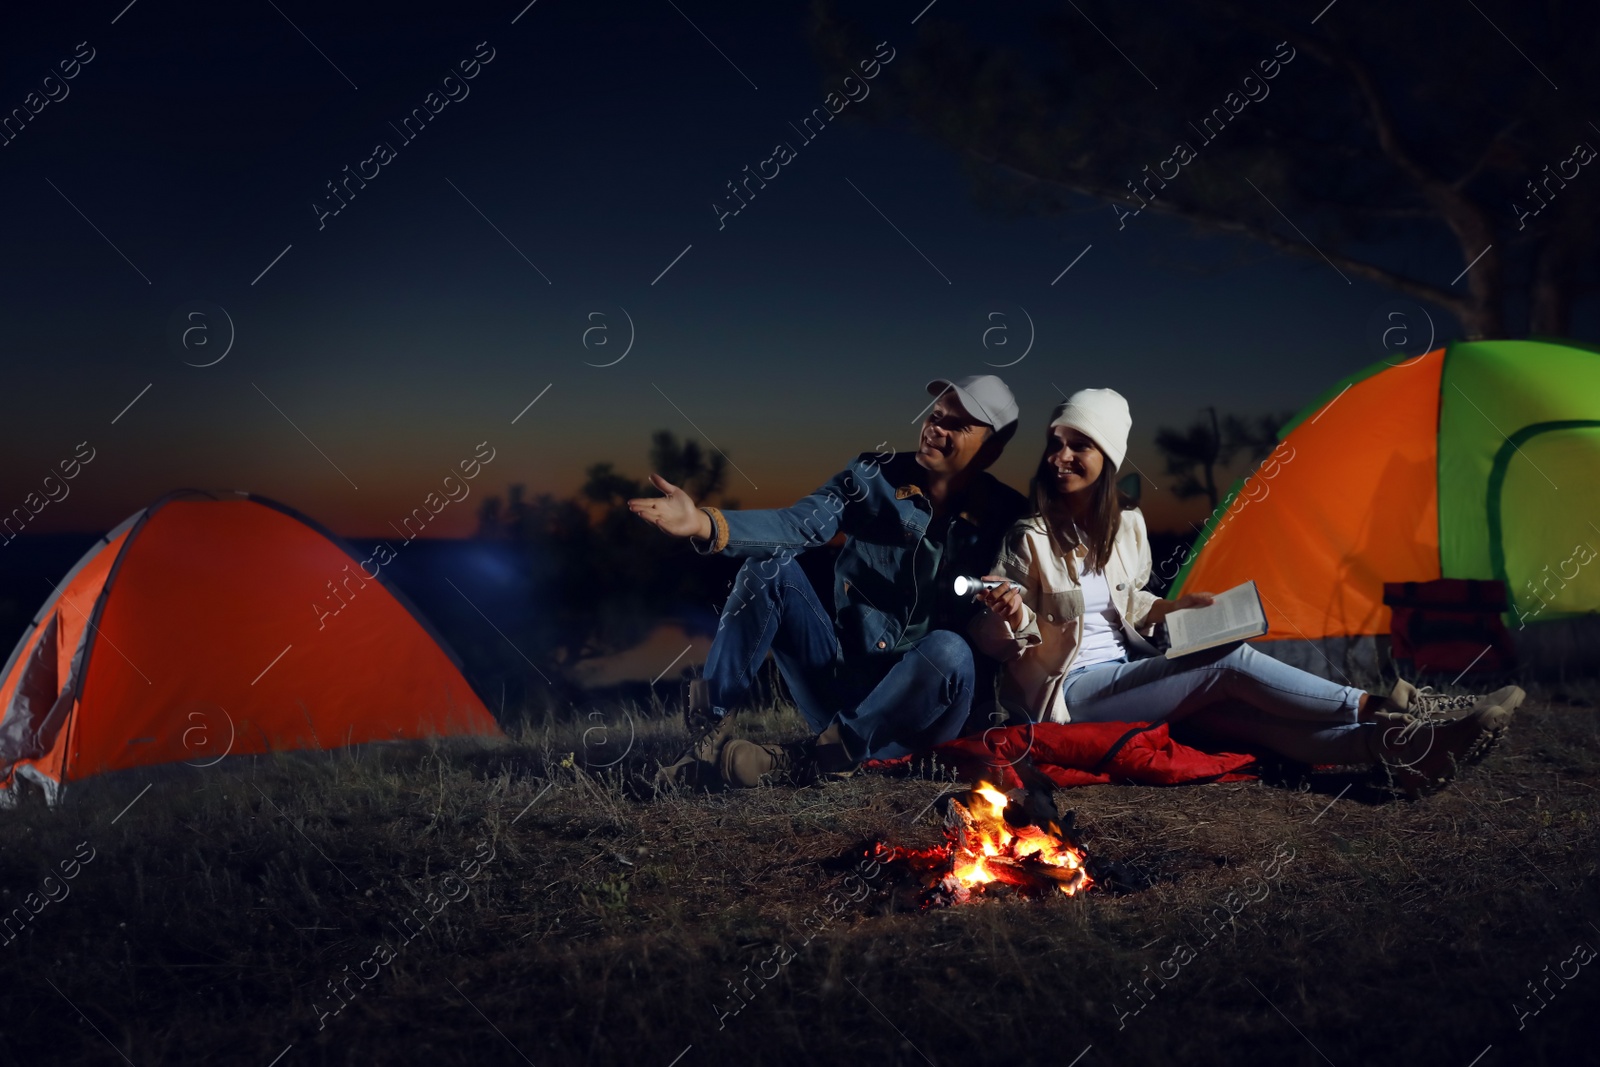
1381, 579, 1517, 677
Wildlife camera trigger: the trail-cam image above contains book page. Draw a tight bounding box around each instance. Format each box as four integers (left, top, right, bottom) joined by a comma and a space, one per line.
1165, 580, 1267, 656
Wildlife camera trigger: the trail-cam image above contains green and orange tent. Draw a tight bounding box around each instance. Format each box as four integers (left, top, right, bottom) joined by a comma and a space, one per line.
1171, 339, 1600, 678
0, 491, 503, 804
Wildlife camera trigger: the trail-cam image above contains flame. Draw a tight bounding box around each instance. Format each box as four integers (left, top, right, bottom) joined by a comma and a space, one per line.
867, 784, 1094, 905
973, 782, 1009, 814
939, 785, 1091, 899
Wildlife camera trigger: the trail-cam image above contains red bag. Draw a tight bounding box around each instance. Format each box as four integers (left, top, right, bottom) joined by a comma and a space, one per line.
1382, 578, 1516, 676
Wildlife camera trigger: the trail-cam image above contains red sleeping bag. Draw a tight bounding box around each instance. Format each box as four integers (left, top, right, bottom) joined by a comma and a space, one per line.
865, 720, 1258, 791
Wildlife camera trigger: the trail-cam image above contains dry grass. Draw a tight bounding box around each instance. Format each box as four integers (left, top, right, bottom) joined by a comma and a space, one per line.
0, 683, 1595, 1067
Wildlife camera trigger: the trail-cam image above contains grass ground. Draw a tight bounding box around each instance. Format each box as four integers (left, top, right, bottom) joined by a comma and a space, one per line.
0, 683, 1595, 1067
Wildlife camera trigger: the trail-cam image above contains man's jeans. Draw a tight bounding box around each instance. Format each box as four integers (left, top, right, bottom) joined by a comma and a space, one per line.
1062, 641, 1373, 764
704, 558, 975, 760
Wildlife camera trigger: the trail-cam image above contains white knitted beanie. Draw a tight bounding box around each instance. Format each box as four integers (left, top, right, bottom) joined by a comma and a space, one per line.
1048, 388, 1131, 470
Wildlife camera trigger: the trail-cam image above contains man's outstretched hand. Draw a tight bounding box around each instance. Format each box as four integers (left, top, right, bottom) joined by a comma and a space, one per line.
627, 474, 713, 540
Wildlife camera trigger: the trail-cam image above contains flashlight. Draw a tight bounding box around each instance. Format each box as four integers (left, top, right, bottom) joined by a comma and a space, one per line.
953, 575, 1024, 597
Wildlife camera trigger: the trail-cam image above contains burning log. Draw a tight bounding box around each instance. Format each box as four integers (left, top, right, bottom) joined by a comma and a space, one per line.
869, 782, 1094, 907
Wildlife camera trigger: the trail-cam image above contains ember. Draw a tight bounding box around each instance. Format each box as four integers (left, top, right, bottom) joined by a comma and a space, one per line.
871, 782, 1092, 906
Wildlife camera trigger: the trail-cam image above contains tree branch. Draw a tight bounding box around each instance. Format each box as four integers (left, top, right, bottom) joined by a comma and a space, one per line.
1288, 32, 1499, 331
977, 151, 1474, 318
1293, 36, 1446, 195
1316, 202, 1437, 219
1450, 116, 1525, 192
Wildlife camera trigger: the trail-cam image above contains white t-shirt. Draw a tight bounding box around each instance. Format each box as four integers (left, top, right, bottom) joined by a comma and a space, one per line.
1074, 566, 1126, 670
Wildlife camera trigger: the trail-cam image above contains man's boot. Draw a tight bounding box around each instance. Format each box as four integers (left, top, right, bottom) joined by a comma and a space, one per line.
716, 721, 860, 789
682, 678, 716, 736
652, 677, 739, 790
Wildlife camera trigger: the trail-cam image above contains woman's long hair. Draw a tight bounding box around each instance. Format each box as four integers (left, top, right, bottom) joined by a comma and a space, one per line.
1028, 440, 1124, 579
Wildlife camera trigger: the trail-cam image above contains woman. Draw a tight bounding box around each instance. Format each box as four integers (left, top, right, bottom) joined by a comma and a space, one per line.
968, 388, 1523, 797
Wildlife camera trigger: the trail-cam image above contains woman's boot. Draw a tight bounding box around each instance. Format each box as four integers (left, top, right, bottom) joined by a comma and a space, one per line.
1383, 678, 1525, 723
1366, 701, 1516, 798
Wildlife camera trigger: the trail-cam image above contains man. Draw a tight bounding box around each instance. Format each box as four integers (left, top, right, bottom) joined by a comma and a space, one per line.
627, 375, 1027, 788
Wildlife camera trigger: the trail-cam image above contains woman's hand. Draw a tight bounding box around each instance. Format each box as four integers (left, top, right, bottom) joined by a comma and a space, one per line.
1146, 591, 1216, 627
627, 474, 712, 539
972, 574, 1026, 631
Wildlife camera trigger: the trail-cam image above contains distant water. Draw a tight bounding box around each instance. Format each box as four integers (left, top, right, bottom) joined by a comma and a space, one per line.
0, 531, 731, 709
0, 533, 532, 689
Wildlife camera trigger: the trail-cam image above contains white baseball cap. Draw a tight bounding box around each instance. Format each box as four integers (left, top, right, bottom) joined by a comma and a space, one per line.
925, 375, 1019, 437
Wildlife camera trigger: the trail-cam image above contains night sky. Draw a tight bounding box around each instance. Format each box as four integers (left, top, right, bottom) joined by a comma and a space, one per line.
4, 0, 1591, 540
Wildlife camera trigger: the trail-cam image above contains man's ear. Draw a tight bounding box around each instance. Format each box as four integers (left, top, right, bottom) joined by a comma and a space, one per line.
973, 425, 1009, 471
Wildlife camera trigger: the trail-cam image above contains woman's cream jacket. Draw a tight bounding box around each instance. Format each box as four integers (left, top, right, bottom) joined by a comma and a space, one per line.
968, 507, 1162, 723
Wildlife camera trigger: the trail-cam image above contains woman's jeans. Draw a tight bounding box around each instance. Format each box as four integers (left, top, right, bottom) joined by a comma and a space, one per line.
703, 558, 975, 761
1062, 642, 1374, 764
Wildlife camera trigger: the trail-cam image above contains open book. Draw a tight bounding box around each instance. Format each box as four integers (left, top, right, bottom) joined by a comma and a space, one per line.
1164, 580, 1268, 658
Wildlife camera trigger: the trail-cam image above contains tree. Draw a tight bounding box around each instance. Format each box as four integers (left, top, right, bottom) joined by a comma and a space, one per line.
1154, 407, 1223, 510
1154, 407, 1290, 509
646, 431, 729, 503
810, 1, 1600, 338
1220, 411, 1291, 465
473, 432, 739, 681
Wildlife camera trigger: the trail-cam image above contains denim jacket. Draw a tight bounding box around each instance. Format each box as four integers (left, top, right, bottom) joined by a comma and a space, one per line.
696, 452, 1027, 663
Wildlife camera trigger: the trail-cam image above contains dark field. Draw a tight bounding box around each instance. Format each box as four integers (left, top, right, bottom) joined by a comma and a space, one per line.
0, 687, 1595, 1067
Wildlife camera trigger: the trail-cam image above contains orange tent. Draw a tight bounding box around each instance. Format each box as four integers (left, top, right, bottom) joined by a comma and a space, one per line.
1175, 349, 1443, 650
1170, 340, 1600, 677
0, 491, 502, 803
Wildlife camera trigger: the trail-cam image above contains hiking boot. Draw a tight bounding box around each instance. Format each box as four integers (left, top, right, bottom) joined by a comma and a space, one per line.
716, 723, 860, 789
652, 711, 740, 791
1368, 702, 1516, 798
682, 678, 717, 736
1455, 689, 1520, 770
1382, 679, 1473, 721
1473, 685, 1526, 717
651, 678, 739, 791
1385, 679, 1524, 723
717, 738, 817, 788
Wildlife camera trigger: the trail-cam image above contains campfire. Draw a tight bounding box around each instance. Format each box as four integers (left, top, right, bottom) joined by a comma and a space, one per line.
869, 781, 1093, 906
